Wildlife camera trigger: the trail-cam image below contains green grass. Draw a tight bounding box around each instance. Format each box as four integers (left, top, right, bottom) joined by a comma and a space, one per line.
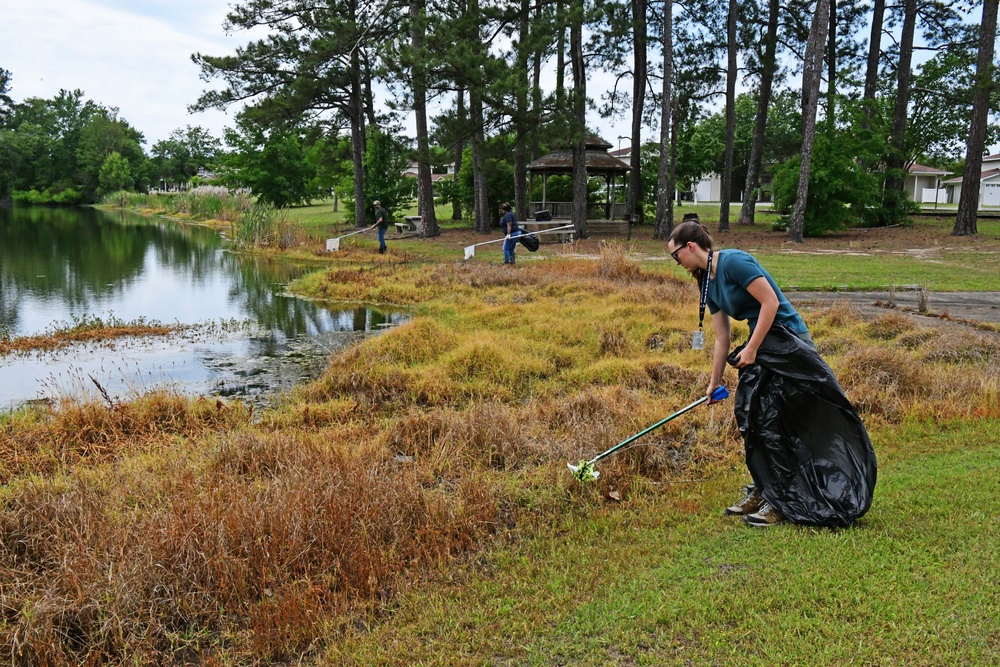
285, 200, 465, 238
324, 418, 1000, 665
745, 250, 1000, 291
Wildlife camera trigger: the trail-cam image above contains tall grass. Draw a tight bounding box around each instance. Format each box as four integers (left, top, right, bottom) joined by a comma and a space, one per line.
101, 187, 253, 223
231, 201, 299, 249
3, 240, 1000, 663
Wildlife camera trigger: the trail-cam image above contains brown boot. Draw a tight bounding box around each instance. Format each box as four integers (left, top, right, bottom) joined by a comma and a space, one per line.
743, 501, 787, 527
724, 484, 764, 516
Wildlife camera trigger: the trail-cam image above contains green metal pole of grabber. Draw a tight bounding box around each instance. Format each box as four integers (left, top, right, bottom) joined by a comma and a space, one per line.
568, 386, 730, 482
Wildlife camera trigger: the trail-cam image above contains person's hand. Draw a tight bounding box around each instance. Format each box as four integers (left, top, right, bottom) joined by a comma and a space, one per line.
707, 382, 723, 404
731, 345, 758, 368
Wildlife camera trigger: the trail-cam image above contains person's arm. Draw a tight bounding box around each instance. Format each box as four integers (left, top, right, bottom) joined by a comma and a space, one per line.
730, 276, 779, 368
708, 309, 731, 403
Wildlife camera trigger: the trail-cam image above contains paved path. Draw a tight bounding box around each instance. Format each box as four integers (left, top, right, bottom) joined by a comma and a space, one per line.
788, 290, 1000, 325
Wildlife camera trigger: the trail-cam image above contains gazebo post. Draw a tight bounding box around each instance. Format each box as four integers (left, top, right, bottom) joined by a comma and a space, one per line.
605, 174, 612, 219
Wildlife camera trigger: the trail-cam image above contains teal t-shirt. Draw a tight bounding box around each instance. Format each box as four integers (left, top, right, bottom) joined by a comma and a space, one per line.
705, 249, 807, 335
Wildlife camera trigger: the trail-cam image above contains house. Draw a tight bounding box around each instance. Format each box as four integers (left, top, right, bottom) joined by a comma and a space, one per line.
941, 154, 1000, 207
402, 162, 455, 183
905, 163, 951, 204
688, 162, 951, 205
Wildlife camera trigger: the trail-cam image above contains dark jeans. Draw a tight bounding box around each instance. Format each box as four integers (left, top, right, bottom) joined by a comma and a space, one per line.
377, 227, 386, 251
503, 229, 521, 263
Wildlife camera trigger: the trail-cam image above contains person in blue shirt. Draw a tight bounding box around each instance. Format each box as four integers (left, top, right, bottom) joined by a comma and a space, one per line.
499, 202, 521, 264
666, 221, 876, 528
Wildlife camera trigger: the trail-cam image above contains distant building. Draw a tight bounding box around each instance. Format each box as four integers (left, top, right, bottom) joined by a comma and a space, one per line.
941, 154, 1000, 207
905, 163, 951, 205
402, 162, 455, 183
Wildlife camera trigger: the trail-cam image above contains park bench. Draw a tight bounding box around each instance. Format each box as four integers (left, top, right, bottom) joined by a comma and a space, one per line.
394, 216, 423, 235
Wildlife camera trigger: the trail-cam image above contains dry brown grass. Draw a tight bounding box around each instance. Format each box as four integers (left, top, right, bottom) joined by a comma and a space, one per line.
1, 429, 499, 663
0, 393, 250, 483
3, 250, 999, 664
0, 322, 177, 355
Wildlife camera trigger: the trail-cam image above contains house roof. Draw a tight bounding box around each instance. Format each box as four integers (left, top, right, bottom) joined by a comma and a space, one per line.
908, 163, 950, 175
941, 167, 1000, 184
527, 148, 631, 174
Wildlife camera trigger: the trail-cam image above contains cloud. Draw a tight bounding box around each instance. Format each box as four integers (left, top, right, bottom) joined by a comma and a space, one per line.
1, 0, 241, 145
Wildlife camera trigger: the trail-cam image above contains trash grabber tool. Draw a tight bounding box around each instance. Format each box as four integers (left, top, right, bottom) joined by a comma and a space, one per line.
463, 224, 575, 260
568, 385, 730, 482
326, 227, 369, 252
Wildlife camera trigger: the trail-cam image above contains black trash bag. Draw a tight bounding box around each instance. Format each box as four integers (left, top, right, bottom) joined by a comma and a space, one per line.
728, 324, 877, 527
519, 232, 540, 252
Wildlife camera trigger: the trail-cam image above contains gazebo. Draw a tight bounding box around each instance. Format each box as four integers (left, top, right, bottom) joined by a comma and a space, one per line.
526, 134, 631, 224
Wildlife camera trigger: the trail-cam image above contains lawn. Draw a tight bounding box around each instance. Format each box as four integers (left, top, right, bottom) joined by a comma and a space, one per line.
3, 201, 998, 665
322, 419, 1000, 665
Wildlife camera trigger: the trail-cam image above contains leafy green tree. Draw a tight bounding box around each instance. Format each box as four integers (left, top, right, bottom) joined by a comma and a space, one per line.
97, 151, 132, 195
0, 68, 13, 128
456, 136, 515, 226
193, 0, 390, 229
771, 132, 880, 236
360, 125, 415, 222
76, 108, 146, 198
150, 125, 221, 188
219, 115, 319, 208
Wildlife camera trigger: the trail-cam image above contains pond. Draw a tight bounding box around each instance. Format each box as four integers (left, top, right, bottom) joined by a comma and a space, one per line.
0, 205, 405, 411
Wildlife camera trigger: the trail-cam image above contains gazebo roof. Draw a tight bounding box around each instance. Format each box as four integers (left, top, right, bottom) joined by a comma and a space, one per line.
527, 135, 630, 175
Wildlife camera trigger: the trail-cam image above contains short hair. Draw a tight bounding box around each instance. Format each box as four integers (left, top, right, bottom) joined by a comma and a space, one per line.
501, 202, 511, 211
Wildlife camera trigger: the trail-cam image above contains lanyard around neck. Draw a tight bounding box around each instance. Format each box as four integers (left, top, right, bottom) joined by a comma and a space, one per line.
698, 249, 713, 330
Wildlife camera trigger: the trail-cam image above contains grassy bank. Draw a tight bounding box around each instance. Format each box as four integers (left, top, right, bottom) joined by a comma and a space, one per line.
2, 207, 999, 664
323, 418, 1000, 665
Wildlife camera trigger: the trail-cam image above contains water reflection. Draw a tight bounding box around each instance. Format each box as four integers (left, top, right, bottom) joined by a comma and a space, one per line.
0, 205, 406, 409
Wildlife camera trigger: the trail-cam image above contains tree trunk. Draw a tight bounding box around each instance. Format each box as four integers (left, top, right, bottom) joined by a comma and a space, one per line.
738, 0, 779, 226
654, 0, 674, 239
882, 0, 915, 222
862, 0, 885, 126
468, 0, 490, 234
556, 0, 566, 110
954, 0, 999, 236
452, 86, 465, 221
411, 0, 439, 236
627, 0, 647, 227
826, 0, 837, 134
514, 0, 530, 221
789, 0, 830, 243
571, 0, 588, 238
362, 53, 377, 129
351, 47, 367, 229
532, 0, 543, 161
718, 0, 738, 232
471, 86, 490, 234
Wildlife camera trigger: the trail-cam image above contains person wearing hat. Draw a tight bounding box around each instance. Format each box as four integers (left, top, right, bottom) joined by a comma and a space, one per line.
369, 200, 389, 254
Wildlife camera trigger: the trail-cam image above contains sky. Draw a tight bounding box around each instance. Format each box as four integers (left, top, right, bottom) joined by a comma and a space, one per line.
2, 1, 992, 157
1, 0, 247, 146
0, 0, 631, 151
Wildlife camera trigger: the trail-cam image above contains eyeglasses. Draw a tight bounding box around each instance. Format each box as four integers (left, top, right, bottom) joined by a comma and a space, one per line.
670, 243, 687, 264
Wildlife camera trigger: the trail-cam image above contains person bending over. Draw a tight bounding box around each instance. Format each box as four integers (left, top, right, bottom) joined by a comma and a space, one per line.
666, 221, 876, 528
